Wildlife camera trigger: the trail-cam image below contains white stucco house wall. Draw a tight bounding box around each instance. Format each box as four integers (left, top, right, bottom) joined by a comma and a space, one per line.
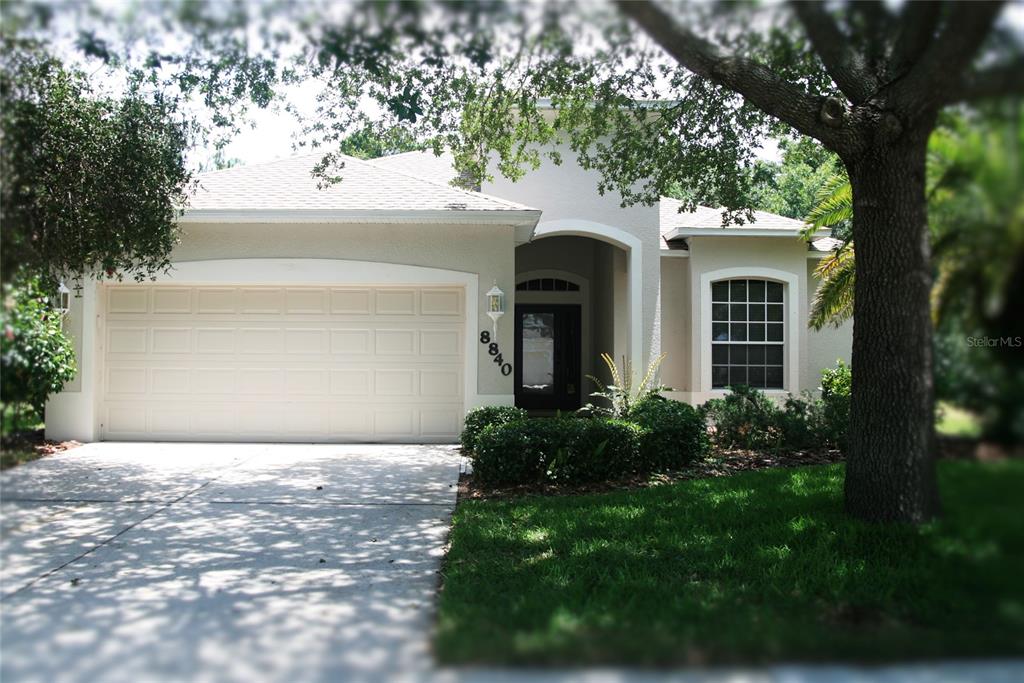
45, 146, 852, 444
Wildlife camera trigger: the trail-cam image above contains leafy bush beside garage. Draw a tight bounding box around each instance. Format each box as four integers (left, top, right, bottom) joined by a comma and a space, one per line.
1, 276, 77, 420
461, 362, 854, 487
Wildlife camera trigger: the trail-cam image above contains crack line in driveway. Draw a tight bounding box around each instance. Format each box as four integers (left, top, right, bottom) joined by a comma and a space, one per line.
1, 453, 263, 600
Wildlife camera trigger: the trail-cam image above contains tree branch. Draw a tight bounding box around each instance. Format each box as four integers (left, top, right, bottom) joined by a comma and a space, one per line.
945, 58, 1024, 103
614, 0, 857, 153
889, 1, 944, 78
893, 1, 1006, 114
852, 0, 892, 36
852, 0, 894, 78
790, 1, 877, 104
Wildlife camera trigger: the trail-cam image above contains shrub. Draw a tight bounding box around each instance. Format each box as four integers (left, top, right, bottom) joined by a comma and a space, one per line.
820, 360, 852, 450
460, 405, 527, 454
546, 418, 644, 482
700, 363, 852, 453
581, 352, 667, 418
628, 395, 709, 469
777, 393, 827, 450
1, 276, 76, 420
700, 385, 784, 450
473, 418, 554, 485
472, 416, 643, 486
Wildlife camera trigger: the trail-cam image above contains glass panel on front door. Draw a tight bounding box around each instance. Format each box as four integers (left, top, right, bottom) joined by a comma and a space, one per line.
520, 313, 555, 395
514, 304, 581, 410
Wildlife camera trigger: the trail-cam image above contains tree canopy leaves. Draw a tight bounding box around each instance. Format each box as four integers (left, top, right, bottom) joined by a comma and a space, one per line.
336, 124, 426, 160
0, 39, 194, 286
20, 1, 846, 223
746, 137, 842, 221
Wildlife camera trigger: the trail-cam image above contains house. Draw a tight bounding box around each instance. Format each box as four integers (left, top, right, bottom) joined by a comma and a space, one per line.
45, 147, 852, 444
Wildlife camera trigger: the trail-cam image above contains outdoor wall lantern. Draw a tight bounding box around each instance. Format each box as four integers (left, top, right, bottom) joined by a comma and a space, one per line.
57, 281, 71, 317
486, 282, 505, 334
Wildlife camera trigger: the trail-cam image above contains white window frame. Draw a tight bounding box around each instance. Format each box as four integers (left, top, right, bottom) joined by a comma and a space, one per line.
709, 278, 786, 390
697, 267, 799, 394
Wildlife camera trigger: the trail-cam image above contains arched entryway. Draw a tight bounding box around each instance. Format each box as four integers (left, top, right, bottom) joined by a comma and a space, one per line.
513, 220, 642, 411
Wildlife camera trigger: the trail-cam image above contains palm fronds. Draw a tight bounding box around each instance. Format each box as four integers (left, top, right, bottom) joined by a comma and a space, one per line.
801, 116, 1023, 335
809, 247, 855, 330
799, 168, 856, 330
800, 171, 852, 241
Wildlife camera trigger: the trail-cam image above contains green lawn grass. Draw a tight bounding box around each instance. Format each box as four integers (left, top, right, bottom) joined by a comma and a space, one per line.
436, 461, 1024, 666
936, 401, 984, 439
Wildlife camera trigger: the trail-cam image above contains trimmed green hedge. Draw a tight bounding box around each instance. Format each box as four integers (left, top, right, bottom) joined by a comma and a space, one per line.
461, 362, 853, 486
627, 395, 709, 469
545, 418, 644, 483
700, 384, 784, 450
460, 405, 528, 455
462, 396, 712, 486
473, 416, 644, 486
472, 417, 555, 485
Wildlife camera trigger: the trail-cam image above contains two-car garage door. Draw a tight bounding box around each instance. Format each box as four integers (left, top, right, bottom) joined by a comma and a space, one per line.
100, 284, 465, 442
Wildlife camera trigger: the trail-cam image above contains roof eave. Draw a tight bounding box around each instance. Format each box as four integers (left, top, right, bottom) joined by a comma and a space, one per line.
665, 227, 828, 240
179, 208, 542, 229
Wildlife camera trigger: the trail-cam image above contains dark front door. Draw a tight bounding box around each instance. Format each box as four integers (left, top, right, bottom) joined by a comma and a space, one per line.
514, 304, 582, 411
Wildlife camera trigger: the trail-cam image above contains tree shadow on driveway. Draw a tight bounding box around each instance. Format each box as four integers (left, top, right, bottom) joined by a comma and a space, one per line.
1, 442, 461, 683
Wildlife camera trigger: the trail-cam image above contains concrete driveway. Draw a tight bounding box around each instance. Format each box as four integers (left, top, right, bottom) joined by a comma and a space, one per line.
0, 442, 462, 683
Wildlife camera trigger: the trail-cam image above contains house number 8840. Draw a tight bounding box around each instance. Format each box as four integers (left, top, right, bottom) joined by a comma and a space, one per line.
479, 331, 512, 376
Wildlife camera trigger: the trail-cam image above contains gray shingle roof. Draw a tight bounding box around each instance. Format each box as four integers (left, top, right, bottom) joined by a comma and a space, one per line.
369, 150, 458, 186
186, 152, 535, 215
659, 196, 814, 249
660, 196, 806, 231
659, 198, 719, 240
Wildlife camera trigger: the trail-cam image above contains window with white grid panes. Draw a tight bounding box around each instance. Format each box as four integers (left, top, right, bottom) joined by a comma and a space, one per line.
711, 279, 784, 389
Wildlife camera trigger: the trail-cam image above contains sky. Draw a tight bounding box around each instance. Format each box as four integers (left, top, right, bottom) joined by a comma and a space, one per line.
217, 80, 323, 167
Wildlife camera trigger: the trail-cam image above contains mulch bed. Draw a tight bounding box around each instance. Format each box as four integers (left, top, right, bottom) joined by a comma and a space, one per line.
459, 446, 845, 501
0, 428, 81, 469
459, 436, 1022, 501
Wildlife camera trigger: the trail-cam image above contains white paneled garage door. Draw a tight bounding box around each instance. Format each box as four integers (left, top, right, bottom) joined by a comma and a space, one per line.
100, 284, 465, 442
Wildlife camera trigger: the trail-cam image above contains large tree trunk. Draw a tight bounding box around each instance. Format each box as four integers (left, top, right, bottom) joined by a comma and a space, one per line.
845, 123, 941, 523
